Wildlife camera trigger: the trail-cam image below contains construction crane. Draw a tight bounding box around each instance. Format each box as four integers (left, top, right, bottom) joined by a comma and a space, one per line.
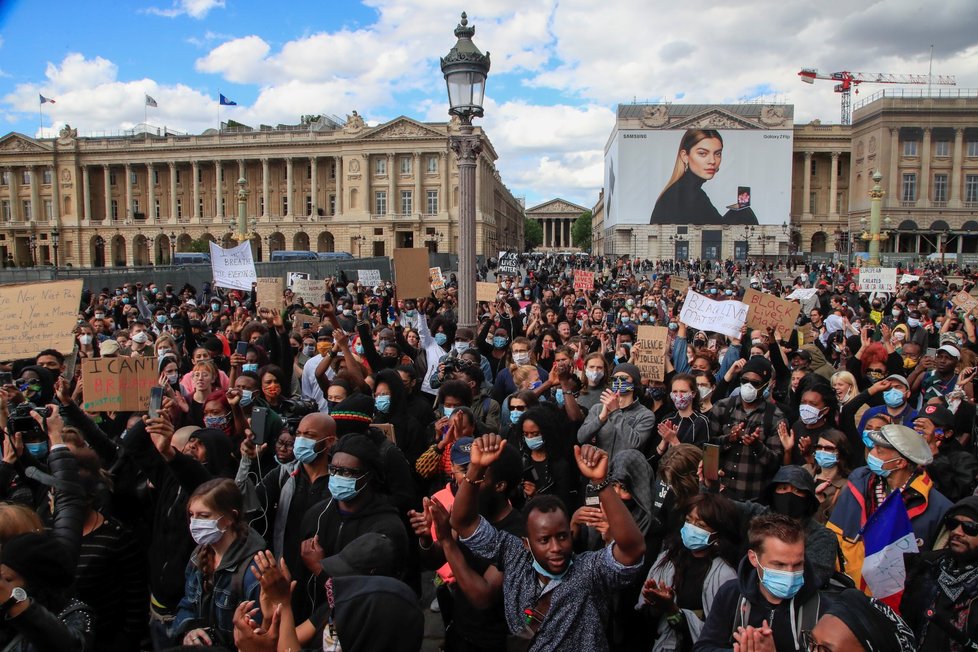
798, 68, 956, 124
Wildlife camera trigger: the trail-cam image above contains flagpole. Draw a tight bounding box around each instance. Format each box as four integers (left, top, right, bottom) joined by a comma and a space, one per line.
38, 101, 43, 136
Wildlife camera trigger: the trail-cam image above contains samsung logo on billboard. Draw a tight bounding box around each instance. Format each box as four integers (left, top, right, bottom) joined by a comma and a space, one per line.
623, 134, 647, 139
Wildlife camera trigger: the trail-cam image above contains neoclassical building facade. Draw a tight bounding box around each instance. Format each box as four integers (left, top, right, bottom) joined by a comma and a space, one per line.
525, 197, 588, 251
0, 114, 524, 267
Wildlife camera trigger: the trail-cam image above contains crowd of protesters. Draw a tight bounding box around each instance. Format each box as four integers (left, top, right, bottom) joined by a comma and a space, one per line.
2, 252, 978, 651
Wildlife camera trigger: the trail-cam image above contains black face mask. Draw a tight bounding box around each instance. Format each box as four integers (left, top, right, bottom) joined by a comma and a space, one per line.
772, 492, 811, 520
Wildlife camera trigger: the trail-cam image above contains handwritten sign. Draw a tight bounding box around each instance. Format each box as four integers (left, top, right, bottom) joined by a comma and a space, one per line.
476, 282, 499, 303
743, 288, 800, 336
669, 276, 689, 293
869, 310, 884, 325
287, 272, 309, 287
290, 278, 326, 303
393, 248, 433, 299
858, 267, 897, 293
678, 290, 748, 339
787, 287, 818, 301
900, 274, 920, 284
80, 356, 157, 412
952, 291, 978, 317
0, 280, 82, 361
635, 326, 668, 382
497, 251, 519, 276
429, 267, 445, 291
209, 241, 257, 291
358, 269, 382, 286
256, 277, 283, 307
374, 422, 396, 444
573, 270, 595, 291
293, 314, 318, 332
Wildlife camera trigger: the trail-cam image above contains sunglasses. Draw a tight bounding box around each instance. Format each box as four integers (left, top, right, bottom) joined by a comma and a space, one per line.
947, 517, 978, 537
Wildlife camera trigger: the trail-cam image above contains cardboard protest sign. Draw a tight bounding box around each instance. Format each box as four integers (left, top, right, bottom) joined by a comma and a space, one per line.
476, 282, 499, 303
946, 275, 965, 288
293, 314, 318, 332
358, 269, 382, 286
393, 248, 433, 299
858, 267, 897, 293
287, 272, 309, 287
743, 288, 800, 335
497, 251, 519, 276
670, 276, 689, 293
209, 241, 257, 291
256, 277, 283, 307
787, 287, 818, 301
290, 278, 326, 303
678, 290, 748, 339
429, 267, 445, 291
952, 291, 978, 317
81, 356, 157, 412
374, 422, 396, 444
900, 274, 920, 284
634, 326, 668, 382
0, 280, 82, 361
573, 270, 595, 291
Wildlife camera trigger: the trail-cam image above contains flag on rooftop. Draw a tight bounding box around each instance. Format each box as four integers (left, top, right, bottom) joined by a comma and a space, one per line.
219, 94, 237, 106
39, 95, 55, 104
145, 94, 158, 108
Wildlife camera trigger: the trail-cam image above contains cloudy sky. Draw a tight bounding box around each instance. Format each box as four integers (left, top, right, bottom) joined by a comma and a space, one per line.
2, 0, 976, 208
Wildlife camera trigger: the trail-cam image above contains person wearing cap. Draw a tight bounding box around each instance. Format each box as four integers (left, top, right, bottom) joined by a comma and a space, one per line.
707, 356, 786, 501
916, 343, 963, 403
828, 423, 952, 594
915, 403, 978, 502
807, 588, 916, 652
577, 363, 656, 457
902, 496, 978, 649
856, 373, 918, 434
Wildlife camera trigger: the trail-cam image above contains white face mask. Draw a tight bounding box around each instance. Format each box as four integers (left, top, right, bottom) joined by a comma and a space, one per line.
585, 369, 604, 384
78, 334, 93, 346
189, 517, 224, 546
132, 331, 149, 344
740, 382, 759, 404
513, 351, 530, 366
698, 385, 713, 400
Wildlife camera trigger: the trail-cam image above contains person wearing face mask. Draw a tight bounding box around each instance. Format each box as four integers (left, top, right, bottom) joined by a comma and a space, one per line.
371, 368, 425, 468
654, 375, 712, 462
300, 326, 338, 413
855, 374, 918, 435
914, 403, 978, 502
173, 478, 265, 648
576, 352, 609, 412
696, 513, 832, 652
490, 337, 547, 404
828, 424, 951, 594
514, 406, 575, 508
577, 363, 656, 458
779, 381, 843, 469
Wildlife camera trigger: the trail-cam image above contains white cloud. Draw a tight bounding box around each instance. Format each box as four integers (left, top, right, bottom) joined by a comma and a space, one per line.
146, 0, 225, 19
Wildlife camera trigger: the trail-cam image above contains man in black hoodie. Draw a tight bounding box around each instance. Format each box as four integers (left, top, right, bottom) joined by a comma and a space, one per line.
694, 513, 831, 652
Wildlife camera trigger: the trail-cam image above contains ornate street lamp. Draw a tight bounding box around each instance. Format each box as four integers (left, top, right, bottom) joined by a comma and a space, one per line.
442, 11, 490, 328
51, 224, 60, 273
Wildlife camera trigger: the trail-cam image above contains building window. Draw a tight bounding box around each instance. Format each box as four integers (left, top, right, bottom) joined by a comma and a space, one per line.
810, 159, 817, 176
329, 163, 336, 179
934, 174, 948, 203
21, 170, 30, 185
966, 175, 978, 203
903, 140, 918, 157
836, 192, 843, 213
175, 169, 181, 184
197, 167, 203, 183
43, 200, 52, 219
305, 195, 312, 216
42, 169, 52, 184
109, 171, 117, 186
1, 200, 9, 221
427, 190, 439, 215
375, 158, 387, 176
221, 197, 226, 215
399, 157, 412, 175
968, 141, 978, 157
176, 199, 182, 218
199, 198, 204, 217
110, 199, 118, 220
22, 200, 31, 220
935, 140, 950, 157
0, 171, 8, 186
281, 196, 288, 215
306, 164, 312, 180
155, 199, 161, 219
153, 170, 159, 185
375, 191, 387, 215
258, 196, 263, 216
400, 190, 412, 215
809, 191, 817, 213
132, 199, 140, 217
130, 170, 138, 185
329, 194, 336, 215
427, 156, 438, 174
902, 173, 917, 202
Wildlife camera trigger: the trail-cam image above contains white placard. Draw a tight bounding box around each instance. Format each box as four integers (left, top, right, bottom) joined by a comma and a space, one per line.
858, 267, 897, 293
678, 290, 748, 339
358, 269, 381, 286
209, 241, 257, 291
900, 274, 920, 284
787, 288, 818, 301
287, 272, 310, 287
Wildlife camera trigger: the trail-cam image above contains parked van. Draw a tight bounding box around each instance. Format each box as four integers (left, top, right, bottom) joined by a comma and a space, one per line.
316, 251, 355, 261
271, 250, 319, 262
172, 252, 211, 265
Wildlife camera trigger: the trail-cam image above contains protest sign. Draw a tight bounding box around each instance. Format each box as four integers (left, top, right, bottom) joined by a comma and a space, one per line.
0, 280, 82, 361
393, 248, 433, 299
743, 288, 800, 335
81, 356, 157, 412
476, 282, 499, 303
869, 310, 884, 325
429, 267, 445, 291
209, 241, 257, 291
670, 276, 689, 293
858, 267, 897, 293
290, 278, 326, 302
679, 290, 748, 339
952, 291, 978, 317
946, 275, 965, 288
634, 326, 668, 382
573, 270, 595, 291
497, 251, 519, 276
256, 277, 283, 307
293, 314, 318, 332
374, 422, 396, 444
787, 287, 818, 301
287, 272, 309, 287
900, 274, 920, 284
358, 269, 382, 286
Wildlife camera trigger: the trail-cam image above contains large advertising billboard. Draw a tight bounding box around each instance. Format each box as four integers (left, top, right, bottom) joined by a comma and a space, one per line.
604, 127, 793, 227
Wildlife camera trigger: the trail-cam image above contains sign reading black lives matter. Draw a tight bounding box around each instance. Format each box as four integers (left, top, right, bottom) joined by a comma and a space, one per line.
498, 251, 519, 275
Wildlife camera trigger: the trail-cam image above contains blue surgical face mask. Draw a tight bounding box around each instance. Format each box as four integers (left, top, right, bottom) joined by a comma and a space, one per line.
866, 452, 893, 478
862, 430, 877, 450
204, 415, 227, 430
610, 378, 634, 394
434, 332, 448, 346
26, 441, 49, 458
354, 343, 364, 355
814, 450, 838, 469
529, 552, 572, 580
680, 522, 714, 551
509, 409, 523, 424
239, 389, 254, 407
492, 336, 508, 349
757, 564, 805, 600
554, 388, 565, 407
329, 474, 362, 502
443, 406, 456, 418
524, 435, 545, 450
242, 363, 258, 373
156, 315, 167, 324
406, 309, 418, 317
293, 436, 322, 464
883, 388, 906, 408
375, 395, 391, 413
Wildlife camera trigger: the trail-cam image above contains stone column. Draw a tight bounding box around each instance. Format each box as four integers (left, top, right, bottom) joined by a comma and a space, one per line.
829, 152, 839, 218
124, 164, 133, 221
146, 163, 155, 221
363, 155, 371, 214
919, 127, 931, 207
50, 165, 60, 220
103, 165, 112, 221
951, 128, 964, 207
285, 157, 293, 218
334, 156, 342, 215
29, 166, 40, 222
441, 152, 449, 215
802, 152, 812, 216
237, 159, 245, 181
237, 159, 247, 218
7, 167, 18, 222
192, 161, 201, 220
888, 128, 900, 208
215, 161, 224, 222
261, 158, 270, 219
387, 154, 395, 214
310, 156, 318, 217
414, 151, 422, 217
81, 166, 91, 222
169, 162, 178, 221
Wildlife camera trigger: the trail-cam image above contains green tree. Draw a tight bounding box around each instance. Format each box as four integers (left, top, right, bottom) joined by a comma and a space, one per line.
572, 210, 592, 250
524, 218, 542, 251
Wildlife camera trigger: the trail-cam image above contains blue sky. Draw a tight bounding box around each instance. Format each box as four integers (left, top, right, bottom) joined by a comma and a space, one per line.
2, 0, 976, 208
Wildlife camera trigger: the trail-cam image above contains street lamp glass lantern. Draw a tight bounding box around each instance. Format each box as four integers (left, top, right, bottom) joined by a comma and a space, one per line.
441, 13, 490, 119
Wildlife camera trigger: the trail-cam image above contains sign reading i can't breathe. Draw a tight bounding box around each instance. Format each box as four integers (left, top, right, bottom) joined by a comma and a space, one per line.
209, 241, 257, 291
81, 356, 158, 412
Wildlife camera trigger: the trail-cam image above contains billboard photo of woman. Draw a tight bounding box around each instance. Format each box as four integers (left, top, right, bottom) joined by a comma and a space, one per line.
649, 129, 758, 226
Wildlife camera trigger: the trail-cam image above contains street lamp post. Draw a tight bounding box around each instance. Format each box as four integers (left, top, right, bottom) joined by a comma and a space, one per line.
863, 170, 887, 266
235, 177, 250, 245
352, 234, 366, 258
169, 230, 176, 263
28, 233, 37, 267
51, 224, 60, 276
442, 11, 490, 329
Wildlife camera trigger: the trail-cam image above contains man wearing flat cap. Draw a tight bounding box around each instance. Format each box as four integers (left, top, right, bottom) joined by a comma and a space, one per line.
903, 496, 978, 649
915, 403, 978, 502
828, 423, 952, 594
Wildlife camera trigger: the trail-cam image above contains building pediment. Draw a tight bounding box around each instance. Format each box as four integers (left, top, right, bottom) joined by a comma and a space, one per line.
526, 198, 589, 215
671, 108, 760, 130
356, 117, 446, 141
0, 133, 51, 154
